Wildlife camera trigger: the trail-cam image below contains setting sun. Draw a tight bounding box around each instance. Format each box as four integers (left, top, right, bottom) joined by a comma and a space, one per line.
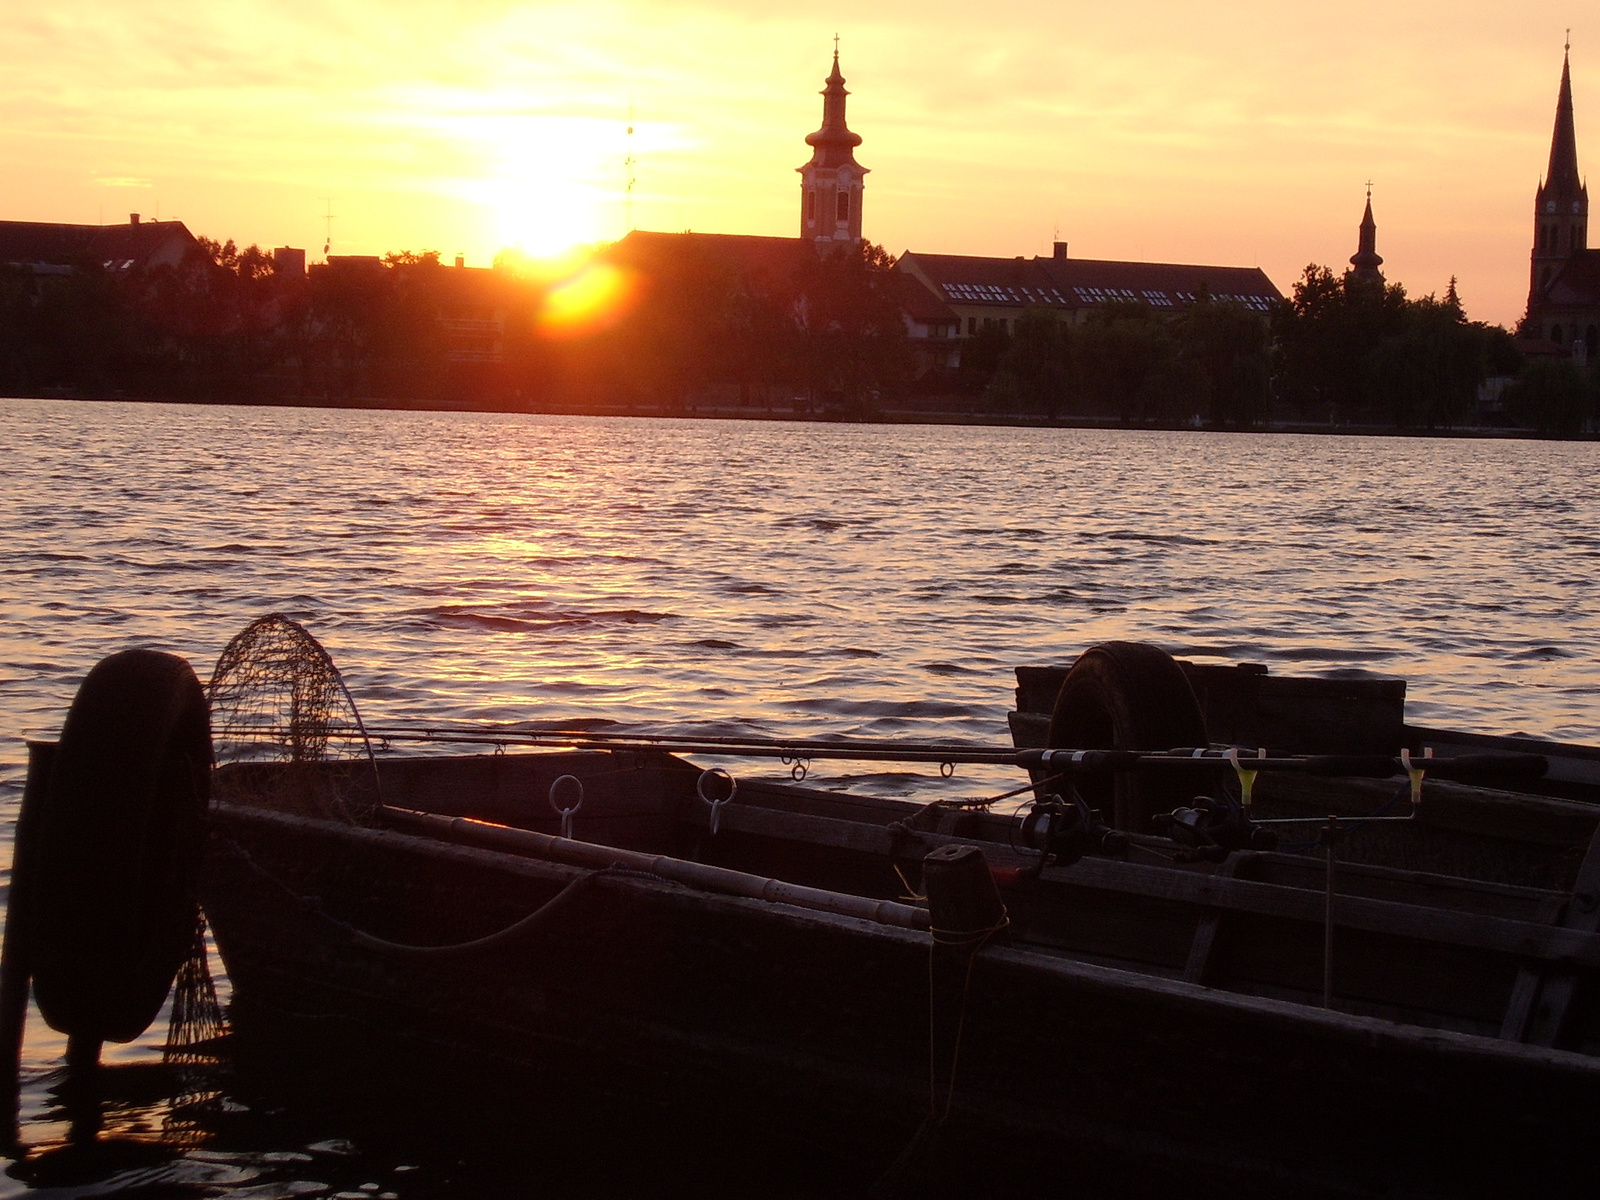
448, 112, 629, 259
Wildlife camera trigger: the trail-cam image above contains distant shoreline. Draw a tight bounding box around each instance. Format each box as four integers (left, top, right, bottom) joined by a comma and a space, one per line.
14, 391, 1583, 441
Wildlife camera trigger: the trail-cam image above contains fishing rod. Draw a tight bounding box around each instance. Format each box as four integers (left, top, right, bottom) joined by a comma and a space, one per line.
220, 722, 1549, 782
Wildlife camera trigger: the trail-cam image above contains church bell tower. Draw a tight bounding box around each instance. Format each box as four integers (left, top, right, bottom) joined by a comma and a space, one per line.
1348, 186, 1385, 288
798, 44, 867, 250
1531, 44, 1588, 302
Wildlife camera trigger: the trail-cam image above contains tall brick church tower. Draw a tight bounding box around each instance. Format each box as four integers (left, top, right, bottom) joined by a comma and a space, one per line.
1522, 44, 1600, 359
1530, 46, 1589, 303
798, 48, 867, 251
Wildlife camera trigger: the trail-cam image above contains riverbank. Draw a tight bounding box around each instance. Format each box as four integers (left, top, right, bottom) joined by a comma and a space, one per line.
27, 390, 1580, 439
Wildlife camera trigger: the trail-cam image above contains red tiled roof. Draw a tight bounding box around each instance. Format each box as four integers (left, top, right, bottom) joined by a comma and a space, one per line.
0, 219, 198, 272
884, 270, 957, 323
899, 251, 1282, 313
605, 230, 815, 285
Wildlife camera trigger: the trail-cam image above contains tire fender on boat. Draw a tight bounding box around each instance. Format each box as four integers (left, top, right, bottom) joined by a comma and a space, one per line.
1046, 641, 1213, 832
28, 649, 212, 1044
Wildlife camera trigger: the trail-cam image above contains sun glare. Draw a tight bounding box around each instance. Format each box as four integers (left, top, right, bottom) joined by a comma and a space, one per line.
539, 262, 637, 337
447, 111, 627, 260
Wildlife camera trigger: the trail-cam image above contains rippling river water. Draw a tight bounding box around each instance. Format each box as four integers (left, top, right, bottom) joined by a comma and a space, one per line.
3, 397, 1600, 1194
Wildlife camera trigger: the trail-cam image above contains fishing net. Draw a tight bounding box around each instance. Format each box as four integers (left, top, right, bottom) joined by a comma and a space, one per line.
207, 613, 382, 824
162, 911, 228, 1147
162, 615, 385, 1128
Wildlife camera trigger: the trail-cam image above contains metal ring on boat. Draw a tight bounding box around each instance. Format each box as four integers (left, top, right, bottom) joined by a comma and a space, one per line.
697, 767, 737, 835
549, 774, 585, 839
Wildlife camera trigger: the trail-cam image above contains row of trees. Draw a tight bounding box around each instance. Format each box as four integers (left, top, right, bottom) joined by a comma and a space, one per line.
3, 231, 1598, 434
966, 264, 1600, 432
978, 297, 1273, 426
1272, 266, 1521, 428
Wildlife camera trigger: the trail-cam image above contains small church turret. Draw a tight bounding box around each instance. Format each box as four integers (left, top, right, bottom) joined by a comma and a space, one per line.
1531, 42, 1589, 302
798, 42, 868, 250
1348, 186, 1385, 287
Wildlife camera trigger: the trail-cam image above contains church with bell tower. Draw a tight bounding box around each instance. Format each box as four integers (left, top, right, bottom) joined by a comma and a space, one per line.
1521, 42, 1600, 360
798, 43, 868, 250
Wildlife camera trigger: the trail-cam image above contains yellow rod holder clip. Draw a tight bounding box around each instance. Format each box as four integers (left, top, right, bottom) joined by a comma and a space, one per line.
1227, 747, 1266, 812
1400, 747, 1432, 809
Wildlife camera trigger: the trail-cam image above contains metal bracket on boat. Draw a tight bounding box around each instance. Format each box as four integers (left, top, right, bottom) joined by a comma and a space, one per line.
549, 775, 585, 839
781, 753, 810, 782
698, 767, 737, 835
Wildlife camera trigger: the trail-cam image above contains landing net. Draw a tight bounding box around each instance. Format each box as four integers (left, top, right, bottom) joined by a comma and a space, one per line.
207, 613, 382, 824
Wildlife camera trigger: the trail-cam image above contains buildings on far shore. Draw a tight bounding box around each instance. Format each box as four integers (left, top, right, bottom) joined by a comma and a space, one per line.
610, 48, 1284, 377
9, 46, 1595, 385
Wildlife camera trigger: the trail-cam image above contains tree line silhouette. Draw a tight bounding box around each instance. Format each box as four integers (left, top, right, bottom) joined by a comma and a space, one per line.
1, 231, 1593, 433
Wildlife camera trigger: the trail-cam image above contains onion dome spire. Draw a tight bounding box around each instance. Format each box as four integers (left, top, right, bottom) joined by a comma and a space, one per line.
797, 38, 868, 247
1348, 184, 1384, 286
804, 43, 863, 170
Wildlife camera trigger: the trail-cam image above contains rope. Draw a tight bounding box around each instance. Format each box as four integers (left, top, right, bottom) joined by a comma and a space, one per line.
927, 913, 1009, 1120
214, 833, 649, 959
875, 909, 1009, 1198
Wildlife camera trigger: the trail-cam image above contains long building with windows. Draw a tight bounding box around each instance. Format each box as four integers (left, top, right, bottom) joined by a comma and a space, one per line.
897, 245, 1280, 338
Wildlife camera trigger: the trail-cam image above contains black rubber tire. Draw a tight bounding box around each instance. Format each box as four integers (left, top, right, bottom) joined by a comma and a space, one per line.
31, 650, 211, 1044
1046, 642, 1213, 832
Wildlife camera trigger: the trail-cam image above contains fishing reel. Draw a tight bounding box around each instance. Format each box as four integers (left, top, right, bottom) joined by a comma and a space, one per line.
1152, 794, 1278, 860
1019, 793, 1129, 866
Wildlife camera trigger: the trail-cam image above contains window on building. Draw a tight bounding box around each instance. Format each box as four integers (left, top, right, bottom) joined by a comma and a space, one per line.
967, 317, 976, 335
837, 191, 850, 222
1552, 323, 1564, 344
1589, 325, 1599, 358
806, 190, 816, 223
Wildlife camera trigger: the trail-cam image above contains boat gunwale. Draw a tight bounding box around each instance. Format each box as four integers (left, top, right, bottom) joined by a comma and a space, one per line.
209, 803, 1600, 1088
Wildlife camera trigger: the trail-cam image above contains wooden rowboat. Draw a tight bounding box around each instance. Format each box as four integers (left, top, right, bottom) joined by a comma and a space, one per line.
6, 626, 1600, 1197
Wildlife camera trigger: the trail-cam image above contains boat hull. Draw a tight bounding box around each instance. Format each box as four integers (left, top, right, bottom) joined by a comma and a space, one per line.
204, 803, 1600, 1199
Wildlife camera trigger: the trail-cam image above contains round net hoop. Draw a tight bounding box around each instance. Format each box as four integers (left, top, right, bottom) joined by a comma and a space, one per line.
207, 614, 382, 823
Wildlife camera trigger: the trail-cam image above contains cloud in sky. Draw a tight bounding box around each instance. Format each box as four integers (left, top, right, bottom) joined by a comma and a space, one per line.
0, 0, 1583, 323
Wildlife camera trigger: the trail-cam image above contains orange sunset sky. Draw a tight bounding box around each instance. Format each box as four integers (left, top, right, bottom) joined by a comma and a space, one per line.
0, 1, 1586, 328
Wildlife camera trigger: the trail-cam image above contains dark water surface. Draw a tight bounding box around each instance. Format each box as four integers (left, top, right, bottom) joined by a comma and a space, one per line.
3, 398, 1600, 1194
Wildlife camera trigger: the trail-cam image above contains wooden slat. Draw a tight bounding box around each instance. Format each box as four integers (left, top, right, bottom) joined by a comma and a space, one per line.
1499, 895, 1568, 1041
1522, 822, 1600, 1046
703, 800, 1038, 873
1050, 856, 1600, 970
1183, 852, 1253, 984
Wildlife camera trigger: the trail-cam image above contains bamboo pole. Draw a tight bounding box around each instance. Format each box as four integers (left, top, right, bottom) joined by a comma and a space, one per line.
382, 807, 932, 932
